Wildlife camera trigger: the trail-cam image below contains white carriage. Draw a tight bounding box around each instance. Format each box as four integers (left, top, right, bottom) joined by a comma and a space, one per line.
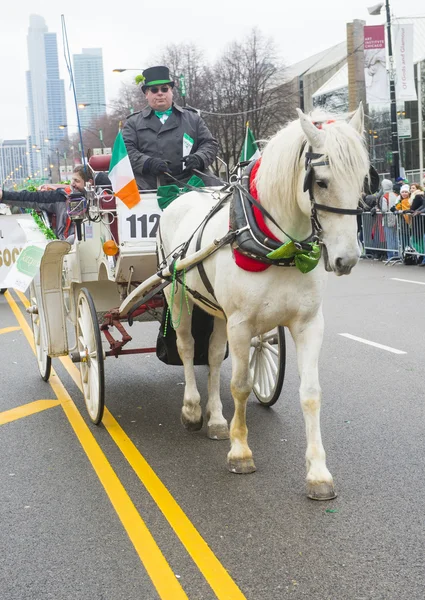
27, 154, 286, 424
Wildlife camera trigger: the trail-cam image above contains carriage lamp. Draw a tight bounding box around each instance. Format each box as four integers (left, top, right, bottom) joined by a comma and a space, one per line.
103, 240, 119, 256
67, 193, 87, 241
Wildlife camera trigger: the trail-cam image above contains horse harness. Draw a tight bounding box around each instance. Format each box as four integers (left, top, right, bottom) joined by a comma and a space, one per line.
132, 141, 363, 322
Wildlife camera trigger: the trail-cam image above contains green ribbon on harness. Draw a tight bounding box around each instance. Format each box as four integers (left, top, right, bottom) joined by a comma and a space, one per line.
157, 175, 205, 211
266, 240, 321, 274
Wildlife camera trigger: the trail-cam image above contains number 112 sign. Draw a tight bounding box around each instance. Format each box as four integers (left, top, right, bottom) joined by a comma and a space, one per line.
117, 196, 161, 243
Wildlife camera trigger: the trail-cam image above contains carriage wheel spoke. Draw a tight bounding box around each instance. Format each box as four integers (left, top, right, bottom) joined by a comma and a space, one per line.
264, 341, 279, 356
263, 347, 278, 377
262, 353, 275, 394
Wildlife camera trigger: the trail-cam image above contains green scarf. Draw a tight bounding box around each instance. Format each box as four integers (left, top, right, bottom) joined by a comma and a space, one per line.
267, 240, 321, 274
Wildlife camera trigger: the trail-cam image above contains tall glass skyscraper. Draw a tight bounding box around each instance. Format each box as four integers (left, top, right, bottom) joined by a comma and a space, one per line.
73, 49, 106, 130
26, 15, 67, 179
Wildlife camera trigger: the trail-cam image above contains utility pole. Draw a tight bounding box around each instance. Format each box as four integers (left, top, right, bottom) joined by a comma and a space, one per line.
385, 0, 400, 180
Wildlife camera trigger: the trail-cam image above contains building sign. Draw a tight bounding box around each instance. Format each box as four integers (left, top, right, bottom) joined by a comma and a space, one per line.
364, 25, 389, 104
393, 24, 417, 102
398, 118, 412, 138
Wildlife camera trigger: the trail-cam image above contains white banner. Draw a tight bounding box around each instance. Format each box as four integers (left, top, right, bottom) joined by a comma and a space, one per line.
398, 118, 412, 138
393, 23, 417, 102
364, 25, 389, 104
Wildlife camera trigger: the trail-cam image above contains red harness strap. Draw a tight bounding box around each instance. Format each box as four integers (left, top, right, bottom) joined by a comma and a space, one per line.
233, 159, 282, 272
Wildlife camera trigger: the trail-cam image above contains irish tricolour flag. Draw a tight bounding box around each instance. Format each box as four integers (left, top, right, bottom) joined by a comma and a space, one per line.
109, 131, 140, 209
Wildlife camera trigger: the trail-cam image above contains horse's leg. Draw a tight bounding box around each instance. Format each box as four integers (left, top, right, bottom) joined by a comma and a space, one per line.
171, 296, 203, 431
206, 318, 229, 440
226, 320, 256, 473
289, 312, 336, 500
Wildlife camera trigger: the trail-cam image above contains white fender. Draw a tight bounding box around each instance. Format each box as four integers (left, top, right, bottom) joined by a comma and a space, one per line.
39, 240, 71, 356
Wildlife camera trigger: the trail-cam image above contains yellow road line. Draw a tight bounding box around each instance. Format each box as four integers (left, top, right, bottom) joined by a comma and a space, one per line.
0, 399, 60, 425
5, 290, 188, 600
0, 326, 21, 335
60, 340, 247, 599
15, 289, 30, 308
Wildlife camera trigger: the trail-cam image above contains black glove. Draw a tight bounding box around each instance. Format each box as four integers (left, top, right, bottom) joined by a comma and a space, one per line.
183, 154, 204, 172
143, 158, 170, 176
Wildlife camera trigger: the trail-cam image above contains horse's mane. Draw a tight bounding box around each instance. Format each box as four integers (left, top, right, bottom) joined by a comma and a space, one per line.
256, 110, 369, 218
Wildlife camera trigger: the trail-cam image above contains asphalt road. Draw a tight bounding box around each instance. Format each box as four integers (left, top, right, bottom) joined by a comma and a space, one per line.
0, 259, 424, 600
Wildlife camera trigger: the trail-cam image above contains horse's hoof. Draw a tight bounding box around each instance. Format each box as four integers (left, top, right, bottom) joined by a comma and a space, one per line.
181, 412, 203, 432
307, 481, 337, 501
227, 457, 256, 474
207, 423, 229, 440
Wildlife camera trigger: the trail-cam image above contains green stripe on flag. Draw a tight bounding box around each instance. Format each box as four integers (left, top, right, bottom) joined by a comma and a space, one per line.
239, 125, 260, 162
110, 131, 128, 171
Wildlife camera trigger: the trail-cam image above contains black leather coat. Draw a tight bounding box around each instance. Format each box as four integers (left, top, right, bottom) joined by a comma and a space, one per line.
122, 103, 219, 190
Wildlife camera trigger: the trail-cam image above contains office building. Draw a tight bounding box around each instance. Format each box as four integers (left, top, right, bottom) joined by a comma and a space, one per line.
73, 48, 106, 129
0, 139, 30, 188
26, 14, 67, 178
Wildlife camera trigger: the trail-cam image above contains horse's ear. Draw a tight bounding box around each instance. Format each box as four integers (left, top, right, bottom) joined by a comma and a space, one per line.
349, 103, 364, 135
297, 108, 323, 148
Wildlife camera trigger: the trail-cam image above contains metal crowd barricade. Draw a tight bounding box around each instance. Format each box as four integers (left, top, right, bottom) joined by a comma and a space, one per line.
403, 212, 425, 259
361, 212, 400, 259
360, 211, 425, 264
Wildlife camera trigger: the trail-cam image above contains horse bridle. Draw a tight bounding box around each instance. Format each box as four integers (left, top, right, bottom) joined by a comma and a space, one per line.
303, 144, 362, 238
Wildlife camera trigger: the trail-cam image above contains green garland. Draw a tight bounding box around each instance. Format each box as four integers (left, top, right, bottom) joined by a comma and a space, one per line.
26, 209, 57, 240
163, 263, 191, 335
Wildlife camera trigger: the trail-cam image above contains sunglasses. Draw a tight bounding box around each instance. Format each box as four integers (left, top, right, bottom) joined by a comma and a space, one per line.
148, 85, 171, 94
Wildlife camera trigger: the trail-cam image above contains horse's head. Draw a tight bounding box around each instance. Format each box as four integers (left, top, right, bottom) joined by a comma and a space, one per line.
297, 105, 369, 276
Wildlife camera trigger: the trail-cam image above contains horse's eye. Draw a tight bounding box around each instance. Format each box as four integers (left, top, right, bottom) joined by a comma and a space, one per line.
317, 181, 328, 189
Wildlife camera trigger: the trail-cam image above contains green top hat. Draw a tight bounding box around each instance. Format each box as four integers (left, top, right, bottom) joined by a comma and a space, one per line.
142, 66, 174, 92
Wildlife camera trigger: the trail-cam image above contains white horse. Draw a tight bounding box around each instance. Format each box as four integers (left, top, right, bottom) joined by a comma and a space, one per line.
158, 105, 369, 499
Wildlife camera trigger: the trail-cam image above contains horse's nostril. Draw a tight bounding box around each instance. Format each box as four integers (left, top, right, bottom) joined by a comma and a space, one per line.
335, 257, 343, 269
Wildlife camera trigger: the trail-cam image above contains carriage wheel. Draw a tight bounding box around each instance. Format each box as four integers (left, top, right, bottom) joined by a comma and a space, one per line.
29, 282, 52, 382
76, 288, 105, 425
249, 326, 286, 407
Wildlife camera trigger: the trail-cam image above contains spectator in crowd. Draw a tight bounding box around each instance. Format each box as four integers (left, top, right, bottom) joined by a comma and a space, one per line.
378, 178, 398, 259
0, 165, 107, 239
391, 184, 411, 252
409, 183, 425, 212
393, 176, 408, 195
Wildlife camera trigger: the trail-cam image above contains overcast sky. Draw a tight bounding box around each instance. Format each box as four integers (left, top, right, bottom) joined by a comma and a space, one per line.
0, 0, 422, 140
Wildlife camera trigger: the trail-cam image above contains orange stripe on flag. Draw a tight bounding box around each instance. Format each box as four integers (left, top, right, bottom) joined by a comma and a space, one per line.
117, 179, 140, 209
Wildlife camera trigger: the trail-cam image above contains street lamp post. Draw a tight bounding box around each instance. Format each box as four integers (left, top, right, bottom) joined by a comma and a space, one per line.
385, 0, 401, 179
368, 1, 400, 179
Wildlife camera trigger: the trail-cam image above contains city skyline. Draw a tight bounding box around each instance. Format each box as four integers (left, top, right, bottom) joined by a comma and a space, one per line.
0, 1, 422, 142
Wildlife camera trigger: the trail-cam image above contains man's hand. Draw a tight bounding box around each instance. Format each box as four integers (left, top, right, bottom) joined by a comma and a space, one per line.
183, 154, 204, 172
143, 158, 171, 176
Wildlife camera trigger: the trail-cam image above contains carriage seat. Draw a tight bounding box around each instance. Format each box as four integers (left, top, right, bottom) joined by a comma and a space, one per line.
89, 154, 111, 173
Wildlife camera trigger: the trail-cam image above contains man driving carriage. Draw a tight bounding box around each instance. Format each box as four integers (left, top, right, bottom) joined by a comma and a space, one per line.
122, 65, 222, 190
